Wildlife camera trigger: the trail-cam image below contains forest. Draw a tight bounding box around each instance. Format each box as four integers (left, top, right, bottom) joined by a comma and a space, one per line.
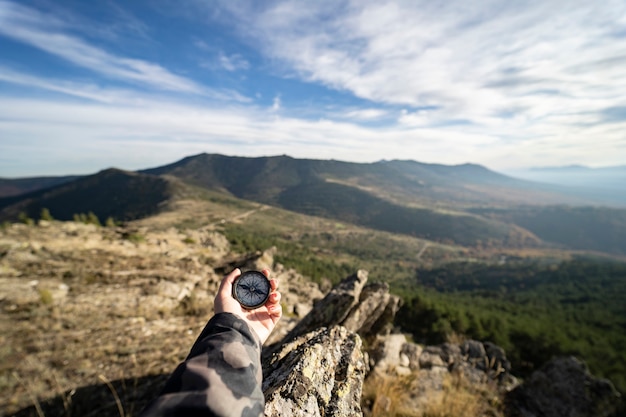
394, 260, 626, 395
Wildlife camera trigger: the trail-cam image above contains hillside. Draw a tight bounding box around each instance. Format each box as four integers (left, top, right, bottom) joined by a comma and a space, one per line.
0, 169, 179, 223
0, 175, 80, 198
473, 206, 626, 255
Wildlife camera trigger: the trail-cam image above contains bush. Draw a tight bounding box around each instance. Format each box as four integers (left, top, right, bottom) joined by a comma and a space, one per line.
18, 212, 34, 226
40, 208, 54, 222
38, 288, 53, 305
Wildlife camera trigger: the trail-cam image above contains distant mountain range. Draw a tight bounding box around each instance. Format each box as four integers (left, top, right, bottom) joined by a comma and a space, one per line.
1, 153, 625, 255
504, 165, 626, 206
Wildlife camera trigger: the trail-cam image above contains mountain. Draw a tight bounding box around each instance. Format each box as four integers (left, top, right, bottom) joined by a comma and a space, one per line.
0, 175, 80, 198
3, 153, 626, 254
142, 153, 580, 207
504, 165, 626, 207
0, 168, 178, 222
472, 206, 626, 255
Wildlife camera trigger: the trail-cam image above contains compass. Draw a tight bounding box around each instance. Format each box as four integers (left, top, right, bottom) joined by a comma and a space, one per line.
232, 270, 271, 310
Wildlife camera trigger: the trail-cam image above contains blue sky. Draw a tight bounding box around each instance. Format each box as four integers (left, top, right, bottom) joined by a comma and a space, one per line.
1, 0, 625, 177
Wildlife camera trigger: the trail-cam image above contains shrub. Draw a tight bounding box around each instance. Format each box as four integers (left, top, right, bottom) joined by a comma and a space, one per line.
38, 288, 53, 305
40, 208, 54, 222
18, 212, 34, 226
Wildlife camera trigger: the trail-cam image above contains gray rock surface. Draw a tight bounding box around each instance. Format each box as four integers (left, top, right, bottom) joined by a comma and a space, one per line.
281, 270, 369, 343
280, 270, 401, 345
341, 281, 402, 341
506, 356, 621, 417
263, 326, 367, 417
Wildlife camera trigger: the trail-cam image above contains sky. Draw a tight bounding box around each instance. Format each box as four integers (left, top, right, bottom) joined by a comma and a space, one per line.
1, 0, 625, 177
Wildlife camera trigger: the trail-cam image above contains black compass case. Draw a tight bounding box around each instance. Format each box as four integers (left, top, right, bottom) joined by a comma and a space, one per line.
232, 270, 271, 309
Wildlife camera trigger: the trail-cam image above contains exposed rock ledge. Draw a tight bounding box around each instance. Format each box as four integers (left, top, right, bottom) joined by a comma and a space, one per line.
262, 270, 621, 417
263, 326, 367, 417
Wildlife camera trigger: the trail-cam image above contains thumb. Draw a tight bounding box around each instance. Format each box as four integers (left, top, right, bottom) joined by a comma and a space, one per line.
218, 268, 241, 297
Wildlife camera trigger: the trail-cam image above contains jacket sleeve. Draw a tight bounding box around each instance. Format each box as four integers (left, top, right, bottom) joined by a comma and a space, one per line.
139, 312, 265, 417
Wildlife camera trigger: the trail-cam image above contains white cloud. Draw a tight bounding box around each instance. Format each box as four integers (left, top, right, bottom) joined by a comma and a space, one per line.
215, 0, 626, 159
218, 52, 250, 71
272, 95, 281, 111
1, 90, 624, 177
340, 108, 389, 121
0, 0, 240, 98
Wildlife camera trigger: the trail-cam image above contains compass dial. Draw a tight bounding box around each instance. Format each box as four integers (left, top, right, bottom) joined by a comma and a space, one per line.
232, 270, 271, 309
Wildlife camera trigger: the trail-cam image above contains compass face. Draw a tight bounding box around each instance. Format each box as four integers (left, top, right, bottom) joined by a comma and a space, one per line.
232, 271, 271, 309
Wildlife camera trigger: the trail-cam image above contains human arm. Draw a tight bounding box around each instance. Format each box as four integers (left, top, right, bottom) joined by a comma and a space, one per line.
139, 269, 282, 417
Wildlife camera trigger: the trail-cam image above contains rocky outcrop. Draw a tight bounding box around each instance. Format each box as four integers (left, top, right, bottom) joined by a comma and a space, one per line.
280, 270, 401, 344
263, 326, 367, 417
506, 356, 621, 417
262, 269, 399, 417
261, 270, 621, 417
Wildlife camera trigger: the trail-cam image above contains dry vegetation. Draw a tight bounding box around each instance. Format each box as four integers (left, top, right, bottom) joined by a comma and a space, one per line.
0, 199, 329, 416
362, 371, 503, 417
1, 197, 607, 416
0, 214, 238, 416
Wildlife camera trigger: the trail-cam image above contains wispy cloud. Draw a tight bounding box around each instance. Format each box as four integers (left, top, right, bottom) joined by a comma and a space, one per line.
218, 52, 250, 71
217, 0, 626, 135
2, 90, 622, 177
271, 94, 281, 111
0, 0, 244, 99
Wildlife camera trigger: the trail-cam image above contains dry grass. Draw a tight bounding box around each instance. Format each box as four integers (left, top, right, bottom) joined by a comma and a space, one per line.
444, 331, 467, 345
362, 370, 503, 417
0, 221, 225, 415
362, 373, 420, 417
421, 371, 503, 417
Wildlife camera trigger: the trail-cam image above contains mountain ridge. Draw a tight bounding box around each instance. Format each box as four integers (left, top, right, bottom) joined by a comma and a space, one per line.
0, 168, 179, 222
2, 153, 625, 255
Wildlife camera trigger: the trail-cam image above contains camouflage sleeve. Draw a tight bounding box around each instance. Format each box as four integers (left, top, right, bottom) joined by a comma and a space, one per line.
139, 312, 264, 417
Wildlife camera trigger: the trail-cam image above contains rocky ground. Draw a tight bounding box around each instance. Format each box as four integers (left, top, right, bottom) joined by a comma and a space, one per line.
1, 220, 621, 417
0, 220, 319, 416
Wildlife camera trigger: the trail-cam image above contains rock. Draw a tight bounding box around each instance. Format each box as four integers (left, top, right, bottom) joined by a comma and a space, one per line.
462, 339, 487, 369
484, 341, 512, 379
408, 366, 449, 410
281, 270, 369, 343
293, 302, 312, 318
263, 326, 367, 417
400, 343, 423, 371
399, 353, 410, 368
506, 356, 621, 417
371, 334, 408, 374
264, 265, 325, 345
419, 346, 447, 369
280, 270, 401, 345
341, 282, 402, 341
440, 343, 461, 365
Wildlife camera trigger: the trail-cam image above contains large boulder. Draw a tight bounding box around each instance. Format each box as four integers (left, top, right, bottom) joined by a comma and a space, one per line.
506, 356, 621, 417
263, 326, 367, 417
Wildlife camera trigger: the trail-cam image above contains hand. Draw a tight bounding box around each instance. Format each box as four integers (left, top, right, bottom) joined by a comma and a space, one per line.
214, 268, 282, 345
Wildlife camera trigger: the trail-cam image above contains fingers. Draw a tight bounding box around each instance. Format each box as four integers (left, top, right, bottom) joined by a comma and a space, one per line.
268, 289, 281, 304
267, 295, 282, 323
